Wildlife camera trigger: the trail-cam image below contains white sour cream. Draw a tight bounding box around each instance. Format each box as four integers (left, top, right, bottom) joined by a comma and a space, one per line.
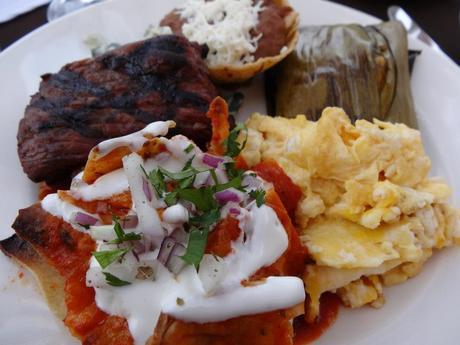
42, 193, 100, 228
94, 204, 303, 344
40, 122, 306, 345
162, 204, 189, 224
70, 169, 129, 201
96, 121, 175, 157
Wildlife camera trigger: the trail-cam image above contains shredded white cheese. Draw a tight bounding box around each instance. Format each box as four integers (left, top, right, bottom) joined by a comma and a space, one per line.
175, 0, 264, 67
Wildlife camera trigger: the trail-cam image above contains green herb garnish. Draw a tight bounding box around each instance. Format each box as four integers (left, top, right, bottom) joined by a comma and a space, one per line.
223, 123, 248, 157
93, 247, 130, 269
189, 208, 220, 228
145, 168, 166, 198
159, 166, 199, 181
183, 156, 195, 170
179, 174, 196, 189
103, 272, 131, 286
177, 187, 217, 212
184, 144, 194, 153
142, 145, 266, 269
215, 175, 244, 192
250, 189, 266, 207
210, 169, 219, 185
120, 232, 143, 241
181, 207, 221, 268
181, 226, 209, 267
224, 161, 244, 180
164, 191, 178, 206
110, 216, 142, 244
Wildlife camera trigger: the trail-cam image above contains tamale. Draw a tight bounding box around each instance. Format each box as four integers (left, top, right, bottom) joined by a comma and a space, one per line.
268, 21, 418, 128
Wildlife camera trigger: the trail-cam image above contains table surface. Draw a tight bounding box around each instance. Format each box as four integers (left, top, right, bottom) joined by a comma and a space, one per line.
0, 0, 459, 64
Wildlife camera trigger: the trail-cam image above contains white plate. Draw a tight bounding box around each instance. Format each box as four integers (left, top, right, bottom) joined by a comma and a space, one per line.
0, 0, 459, 344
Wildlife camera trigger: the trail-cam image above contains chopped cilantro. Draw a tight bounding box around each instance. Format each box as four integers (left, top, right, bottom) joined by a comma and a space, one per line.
250, 189, 266, 207
224, 162, 244, 180
184, 144, 194, 153
183, 156, 195, 170
177, 187, 217, 212
142, 165, 166, 198
223, 123, 248, 157
113, 217, 124, 239
149, 169, 167, 197
144, 157, 209, 200
93, 247, 130, 269
109, 216, 142, 244
141, 147, 261, 269
181, 226, 209, 267
189, 208, 220, 228
164, 191, 178, 206
120, 232, 143, 242
103, 272, 131, 287
179, 174, 196, 189
215, 175, 244, 192
210, 169, 218, 185
176, 297, 185, 306
159, 167, 198, 181
182, 209, 221, 268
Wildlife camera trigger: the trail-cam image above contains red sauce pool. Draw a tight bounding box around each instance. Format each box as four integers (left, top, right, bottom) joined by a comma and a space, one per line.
294, 293, 341, 345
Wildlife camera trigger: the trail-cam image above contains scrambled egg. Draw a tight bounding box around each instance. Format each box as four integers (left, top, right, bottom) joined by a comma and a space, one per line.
241, 108, 460, 319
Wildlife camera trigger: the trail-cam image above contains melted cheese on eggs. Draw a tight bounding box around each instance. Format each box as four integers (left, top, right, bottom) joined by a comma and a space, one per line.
242, 107, 460, 318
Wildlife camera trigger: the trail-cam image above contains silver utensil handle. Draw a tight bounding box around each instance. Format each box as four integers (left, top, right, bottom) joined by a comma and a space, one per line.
387, 5, 441, 52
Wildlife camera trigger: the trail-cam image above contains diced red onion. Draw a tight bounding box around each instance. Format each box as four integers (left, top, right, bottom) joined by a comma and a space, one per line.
142, 234, 155, 252
182, 201, 196, 213
214, 168, 228, 184
132, 249, 140, 262
202, 173, 212, 187
161, 222, 177, 236
171, 243, 186, 256
170, 228, 188, 244
142, 178, 152, 202
132, 240, 146, 255
157, 236, 176, 266
122, 215, 139, 229
167, 244, 186, 274
74, 212, 98, 226
215, 189, 242, 205
229, 207, 241, 216
202, 154, 224, 168
194, 171, 211, 188
243, 173, 262, 190
202, 168, 228, 186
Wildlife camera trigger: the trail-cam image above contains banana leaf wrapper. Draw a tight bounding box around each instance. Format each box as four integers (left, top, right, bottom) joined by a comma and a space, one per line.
267, 21, 418, 128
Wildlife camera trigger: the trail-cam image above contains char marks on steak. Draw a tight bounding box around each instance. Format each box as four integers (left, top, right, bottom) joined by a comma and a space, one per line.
18, 35, 218, 185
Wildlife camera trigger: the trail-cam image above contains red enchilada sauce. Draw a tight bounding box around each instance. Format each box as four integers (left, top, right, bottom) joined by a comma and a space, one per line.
294, 293, 341, 344
27, 156, 319, 344
250, 159, 341, 343
253, 159, 303, 220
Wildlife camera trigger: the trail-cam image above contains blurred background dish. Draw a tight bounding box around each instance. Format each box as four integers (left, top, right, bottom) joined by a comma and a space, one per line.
47, 0, 103, 21
0, 0, 458, 63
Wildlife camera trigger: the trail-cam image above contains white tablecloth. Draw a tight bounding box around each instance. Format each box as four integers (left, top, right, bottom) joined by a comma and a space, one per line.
0, 0, 50, 23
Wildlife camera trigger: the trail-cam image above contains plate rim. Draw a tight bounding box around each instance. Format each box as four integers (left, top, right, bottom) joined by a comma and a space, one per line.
1, 1, 460, 345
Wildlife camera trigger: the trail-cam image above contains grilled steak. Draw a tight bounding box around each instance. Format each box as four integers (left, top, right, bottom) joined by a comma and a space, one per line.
18, 35, 218, 185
